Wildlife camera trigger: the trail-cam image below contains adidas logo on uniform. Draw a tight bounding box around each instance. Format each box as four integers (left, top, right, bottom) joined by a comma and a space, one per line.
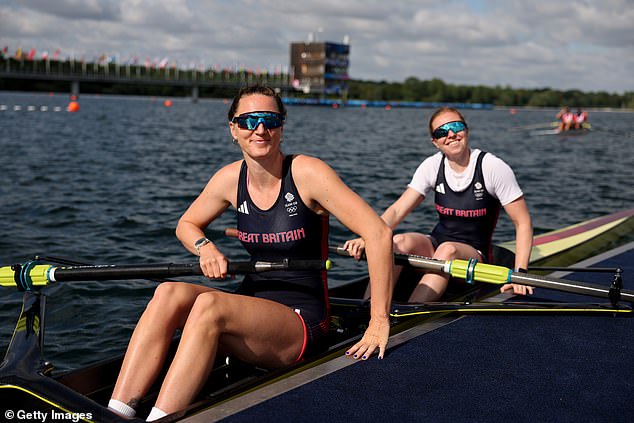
238, 201, 249, 214
436, 183, 446, 194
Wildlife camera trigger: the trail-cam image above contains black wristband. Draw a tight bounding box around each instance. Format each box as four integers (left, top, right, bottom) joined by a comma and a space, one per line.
194, 237, 211, 256
515, 267, 527, 273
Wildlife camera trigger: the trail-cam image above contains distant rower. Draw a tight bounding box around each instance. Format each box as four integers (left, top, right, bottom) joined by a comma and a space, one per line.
573, 108, 588, 130
555, 106, 574, 131
556, 106, 588, 132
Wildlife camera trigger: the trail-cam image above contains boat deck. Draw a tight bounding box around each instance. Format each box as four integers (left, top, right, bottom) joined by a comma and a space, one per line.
194, 243, 634, 422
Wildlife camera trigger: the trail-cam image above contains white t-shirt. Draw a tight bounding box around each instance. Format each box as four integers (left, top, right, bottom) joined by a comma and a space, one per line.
408, 149, 523, 206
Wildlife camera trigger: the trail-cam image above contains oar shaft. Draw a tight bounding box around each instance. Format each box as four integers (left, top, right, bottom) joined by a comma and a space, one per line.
509, 272, 634, 303
329, 244, 634, 303
50, 263, 203, 282
394, 253, 446, 273
51, 259, 329, 282
329, 245, 478, 276
1, 259, 330, 288
447, 259, 634, 303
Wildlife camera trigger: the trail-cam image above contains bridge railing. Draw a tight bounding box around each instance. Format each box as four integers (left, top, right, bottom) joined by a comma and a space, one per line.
1, 57, 292, 88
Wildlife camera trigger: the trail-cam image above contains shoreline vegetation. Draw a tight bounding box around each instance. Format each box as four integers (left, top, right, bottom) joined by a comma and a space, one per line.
1, 57, 632, 109
348, 78, 634, 110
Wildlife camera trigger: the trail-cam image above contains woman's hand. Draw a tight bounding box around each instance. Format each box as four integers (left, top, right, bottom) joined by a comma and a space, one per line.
342, 237, 366, 260
500, 283, 534, 295
198, 244, 228, 279
345, 315, 390, 360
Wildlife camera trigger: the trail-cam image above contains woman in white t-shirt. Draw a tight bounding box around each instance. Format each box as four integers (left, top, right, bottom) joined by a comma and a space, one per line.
345, 107, 533, 302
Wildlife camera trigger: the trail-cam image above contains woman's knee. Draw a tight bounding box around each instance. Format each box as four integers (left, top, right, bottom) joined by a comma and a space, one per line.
433, 242, 459, 260
433, 242, 480, 261
187, 291, 228, 328
149, 282, 202, 317
148, 282, 174, 308
393, 233, 415, 253
152, 282, 187, 305
394, 233, 433, 255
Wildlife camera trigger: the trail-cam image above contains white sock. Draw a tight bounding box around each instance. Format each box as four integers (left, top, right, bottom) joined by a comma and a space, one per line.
108, 399, 136, 417
146, 407, 168, 421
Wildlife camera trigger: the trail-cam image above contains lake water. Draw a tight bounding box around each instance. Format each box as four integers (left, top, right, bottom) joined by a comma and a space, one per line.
1, 91, 632, 371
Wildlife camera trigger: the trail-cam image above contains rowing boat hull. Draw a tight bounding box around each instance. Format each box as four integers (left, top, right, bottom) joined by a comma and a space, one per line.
1, 209, 631, 422
500, 207, 634, 267
529, 121, 591, 136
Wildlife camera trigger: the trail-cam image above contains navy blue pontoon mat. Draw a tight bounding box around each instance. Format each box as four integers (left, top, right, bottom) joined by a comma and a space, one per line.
221, 246, 634, 422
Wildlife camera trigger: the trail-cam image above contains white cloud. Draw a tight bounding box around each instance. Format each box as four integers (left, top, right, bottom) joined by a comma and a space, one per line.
0, 0, 631, 93
16, 0, 122, 20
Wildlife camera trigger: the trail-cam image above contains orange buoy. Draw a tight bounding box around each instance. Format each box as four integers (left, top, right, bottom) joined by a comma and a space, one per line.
164, 99, 173, 107
510, 108, 517, 115
67, 101, 80, 112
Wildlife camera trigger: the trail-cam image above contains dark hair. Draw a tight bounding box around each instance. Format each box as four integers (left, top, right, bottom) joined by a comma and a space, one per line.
227, 85, 287, 121
428, 107, 468, 137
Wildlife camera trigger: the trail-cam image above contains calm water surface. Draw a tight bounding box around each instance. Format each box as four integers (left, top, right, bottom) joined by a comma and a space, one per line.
1, 91, 632, 371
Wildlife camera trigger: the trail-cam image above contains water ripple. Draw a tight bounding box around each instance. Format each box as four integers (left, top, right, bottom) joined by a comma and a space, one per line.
1, 92, 632, 371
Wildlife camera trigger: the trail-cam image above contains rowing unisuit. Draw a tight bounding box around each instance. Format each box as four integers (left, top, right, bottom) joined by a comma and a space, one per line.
236, 154, 330, 354
408, 149, 523, 262
430, 151, 500, 261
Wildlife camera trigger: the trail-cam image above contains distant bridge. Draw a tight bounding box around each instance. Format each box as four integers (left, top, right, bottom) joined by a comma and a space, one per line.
0, 58, 294, 100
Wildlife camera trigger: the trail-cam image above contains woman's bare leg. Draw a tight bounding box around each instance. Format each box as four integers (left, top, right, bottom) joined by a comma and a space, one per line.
409, 241, 483, 303
153, 291, 305, 414
111, 282, 213, 409
393, 233, 440, 302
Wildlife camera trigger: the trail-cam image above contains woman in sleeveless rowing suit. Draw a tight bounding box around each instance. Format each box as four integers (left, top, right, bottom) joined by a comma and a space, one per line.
556, 106, 575, 131
345, 107, 533, 303
108, 86, 393, 421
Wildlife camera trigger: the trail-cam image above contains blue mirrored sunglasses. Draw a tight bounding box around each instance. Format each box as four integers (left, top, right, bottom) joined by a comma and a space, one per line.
232, 112, 285, 130
431, 121, 468, 139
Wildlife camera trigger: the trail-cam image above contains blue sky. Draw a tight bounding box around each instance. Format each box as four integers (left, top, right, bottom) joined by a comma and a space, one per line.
1, 0, 632, 93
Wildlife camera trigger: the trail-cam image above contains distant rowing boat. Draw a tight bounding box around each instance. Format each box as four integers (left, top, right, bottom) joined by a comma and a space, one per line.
528, 121, 592, 136
530, 128, 591, 137
1, 208, 632, 422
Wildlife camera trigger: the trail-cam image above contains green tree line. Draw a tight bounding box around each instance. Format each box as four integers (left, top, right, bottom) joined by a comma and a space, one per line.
347, 77, 634, 109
